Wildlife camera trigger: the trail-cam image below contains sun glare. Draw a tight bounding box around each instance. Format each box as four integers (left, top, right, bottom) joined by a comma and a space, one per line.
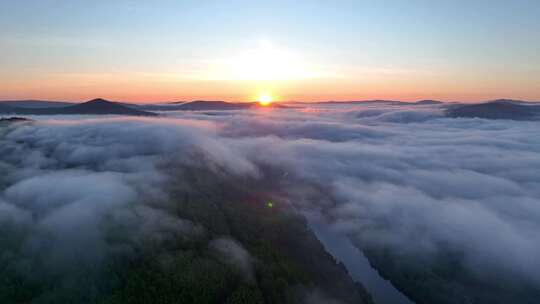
258, 94, 273, 106
222, 41, 320, 81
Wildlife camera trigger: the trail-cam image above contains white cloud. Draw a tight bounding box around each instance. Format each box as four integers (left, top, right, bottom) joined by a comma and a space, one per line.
2, 102, 540, 296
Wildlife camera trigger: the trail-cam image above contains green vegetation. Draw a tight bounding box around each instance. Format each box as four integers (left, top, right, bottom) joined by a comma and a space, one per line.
0, 160, 372, 303
359, 243, 540, 304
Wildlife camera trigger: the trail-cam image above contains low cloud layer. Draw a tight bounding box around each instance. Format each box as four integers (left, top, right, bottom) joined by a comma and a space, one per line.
1, 102, 540, 300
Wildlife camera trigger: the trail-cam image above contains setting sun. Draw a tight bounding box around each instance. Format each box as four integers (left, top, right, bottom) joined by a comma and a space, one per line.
258, 94, 273, 106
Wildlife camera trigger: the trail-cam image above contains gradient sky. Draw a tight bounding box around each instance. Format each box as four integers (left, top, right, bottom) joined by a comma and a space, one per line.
1, 0, 539, 102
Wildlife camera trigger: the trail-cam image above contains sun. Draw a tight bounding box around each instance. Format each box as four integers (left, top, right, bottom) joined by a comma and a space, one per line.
258, 94, 273, 106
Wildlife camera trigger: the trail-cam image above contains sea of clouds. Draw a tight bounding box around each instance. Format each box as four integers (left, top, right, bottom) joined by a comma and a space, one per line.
1, 102, 540, 294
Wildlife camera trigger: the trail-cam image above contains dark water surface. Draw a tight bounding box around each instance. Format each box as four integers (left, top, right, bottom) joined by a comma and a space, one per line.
306, 213, 414, 304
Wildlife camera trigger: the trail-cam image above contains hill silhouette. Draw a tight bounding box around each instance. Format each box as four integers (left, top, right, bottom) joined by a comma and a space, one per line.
0, 98, 156, 116
0, 100, 73, 108
176, 100, 251, 110
446, 99, 540, 120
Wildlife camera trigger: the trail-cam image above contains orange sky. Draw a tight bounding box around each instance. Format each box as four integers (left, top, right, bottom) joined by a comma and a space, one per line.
2, 2, 539, 103
2, 70, 539, 103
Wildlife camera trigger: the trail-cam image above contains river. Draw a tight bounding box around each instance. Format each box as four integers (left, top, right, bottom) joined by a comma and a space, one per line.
305, 212, 414, 304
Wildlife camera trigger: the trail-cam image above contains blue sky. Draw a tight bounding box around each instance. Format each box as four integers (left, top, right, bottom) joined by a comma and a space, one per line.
1, 0, 539, 102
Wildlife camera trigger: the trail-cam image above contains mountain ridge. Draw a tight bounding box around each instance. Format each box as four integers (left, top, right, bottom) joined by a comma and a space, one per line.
446, 99, 540, 120
0, 98, 156, 116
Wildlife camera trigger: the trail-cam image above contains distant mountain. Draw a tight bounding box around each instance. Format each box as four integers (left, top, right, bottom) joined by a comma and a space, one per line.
446, 100, 540, 120
0, 104, 15, 113
309, 100, 409, 106
130, 100, 245, 111
134, 102, 193, 111
415, 100, 443, 105
133, 104, 182, 111
176, 100, 251, 111
138, 100, 288, 111
135, 101, 187, 110
0, 117, 31, 123
0, 98, 156, 116
0, 100, 74, 108
60, 98, 155, 115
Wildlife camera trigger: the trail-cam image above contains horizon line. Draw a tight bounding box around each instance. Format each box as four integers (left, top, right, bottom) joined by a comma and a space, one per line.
1, 97, 539, 105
